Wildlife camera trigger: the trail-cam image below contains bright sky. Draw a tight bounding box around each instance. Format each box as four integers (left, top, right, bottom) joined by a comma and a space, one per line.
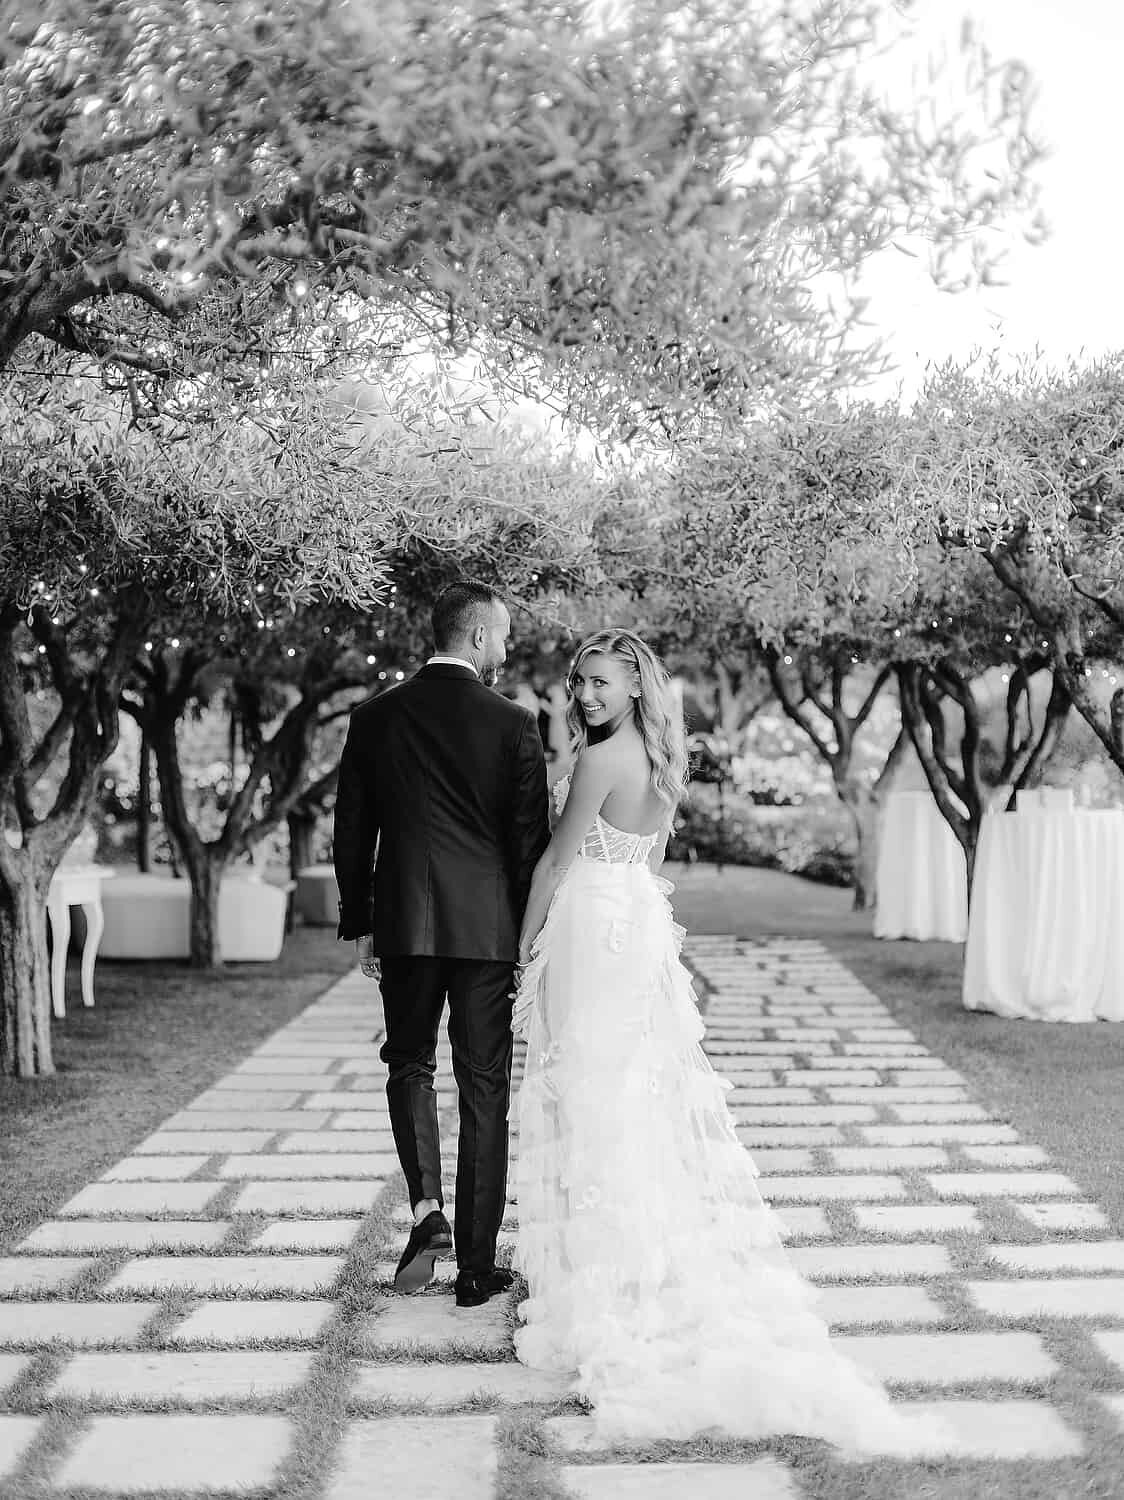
859, 0, 1123, 398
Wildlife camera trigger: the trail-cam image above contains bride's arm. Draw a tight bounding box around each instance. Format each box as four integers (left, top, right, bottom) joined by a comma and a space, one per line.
518, 749, 616, 963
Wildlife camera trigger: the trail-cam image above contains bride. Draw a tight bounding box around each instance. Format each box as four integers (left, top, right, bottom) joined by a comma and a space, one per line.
509, 628, 933, 1451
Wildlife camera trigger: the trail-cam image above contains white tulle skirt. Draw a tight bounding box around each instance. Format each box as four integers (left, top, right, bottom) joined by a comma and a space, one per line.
510, 858, 937, 1451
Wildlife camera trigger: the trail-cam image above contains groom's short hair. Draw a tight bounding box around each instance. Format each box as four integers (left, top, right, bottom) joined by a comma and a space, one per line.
432, 581, 505, 651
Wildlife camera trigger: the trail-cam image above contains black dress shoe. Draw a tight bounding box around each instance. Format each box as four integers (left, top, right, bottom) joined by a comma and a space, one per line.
393, 1210, 453, 1293
455, 1267, 516, 1308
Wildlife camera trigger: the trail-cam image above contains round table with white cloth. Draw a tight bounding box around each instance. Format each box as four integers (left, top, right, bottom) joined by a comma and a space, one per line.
874, 791, 968, 942
962, 808, 1124, 1021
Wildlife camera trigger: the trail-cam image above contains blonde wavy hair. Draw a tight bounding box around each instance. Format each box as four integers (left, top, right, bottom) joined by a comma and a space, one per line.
565, 629, 688, 809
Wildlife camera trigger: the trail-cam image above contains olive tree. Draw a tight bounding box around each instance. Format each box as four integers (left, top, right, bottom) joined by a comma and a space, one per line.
1, 0, 1042, 427
0, 373, 389, 1076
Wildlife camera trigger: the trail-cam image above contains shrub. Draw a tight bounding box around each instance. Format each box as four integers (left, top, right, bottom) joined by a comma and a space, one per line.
668, 783, 854, 887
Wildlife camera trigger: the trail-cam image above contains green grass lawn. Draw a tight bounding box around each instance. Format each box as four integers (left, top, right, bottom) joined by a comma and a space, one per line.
669, 860, 1124, 1235
0, 925, 357, 1252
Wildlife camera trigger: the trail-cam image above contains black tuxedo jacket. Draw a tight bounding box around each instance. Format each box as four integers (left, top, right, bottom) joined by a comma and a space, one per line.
332, 664, 551, 960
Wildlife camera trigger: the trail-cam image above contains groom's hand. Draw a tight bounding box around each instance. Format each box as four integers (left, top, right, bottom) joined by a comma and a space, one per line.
356, 935, 380, 983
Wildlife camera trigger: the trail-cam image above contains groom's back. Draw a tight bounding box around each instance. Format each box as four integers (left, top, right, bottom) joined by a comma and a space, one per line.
335, 665, 548, 960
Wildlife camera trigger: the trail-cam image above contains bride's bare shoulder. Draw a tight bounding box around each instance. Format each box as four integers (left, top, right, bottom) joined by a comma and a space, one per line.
582, 733, 648, 786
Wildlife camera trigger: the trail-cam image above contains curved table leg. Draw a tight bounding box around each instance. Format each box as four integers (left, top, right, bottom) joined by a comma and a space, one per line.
46, 895, 70, 1019
79, 898, 104, 1009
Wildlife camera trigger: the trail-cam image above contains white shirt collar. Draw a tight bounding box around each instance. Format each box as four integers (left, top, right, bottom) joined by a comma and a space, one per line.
426, 654, 479, 676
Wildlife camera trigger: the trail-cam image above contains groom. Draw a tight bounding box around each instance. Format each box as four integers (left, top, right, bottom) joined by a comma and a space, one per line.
333, 581, 550, 1307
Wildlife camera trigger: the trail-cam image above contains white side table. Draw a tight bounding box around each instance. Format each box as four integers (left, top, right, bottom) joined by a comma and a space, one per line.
46, 865, 115, 1019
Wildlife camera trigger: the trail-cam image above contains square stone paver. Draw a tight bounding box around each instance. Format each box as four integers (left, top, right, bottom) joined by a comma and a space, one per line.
135, 1132, 275, 1155
790, 1071, 881, 1088
18, 1220, 229, 1254
987, 1241, 1124, 1274
788, 1244, 951, 1281
814, 1285, 945, 1328
215, 1075, 342, 1095
853, 1205, 982, 1237
860, 1124, 1019, 1146
0, 1355, 29, 1394
252, 1041, 362, 1056
0, 1416, 41, 1481
358, 1295, 512, 1356
734, 1107, 877, 1127
842, 1399, 1083, 1460
772, 1207, 832, 1240
889, 1072, 966, 1088
166, 1110, 330, 1132
277, 1132, 395, 1153
735, 1043, 833, 1056
352, 1361, 571, 1407
188, 1088, 306, 1108
561, 1459, 800, 1497
236, 1056, 335, 1075
834, 1331, 1057, 1385
0, 1303, 155, 1347
55, 1414, 292, 1491
727, 1089, 815, 1106
231, 1181, 384, 1216
167, 1300, 336, 1346
0, 1257, 94, 1294
251, 1220, 364, 1252
842, 1044, 925, 1057
890, 1104, 989, 1123
49, 1350, 313, 1402
1014, 1202, 1110, 1233
961, 1145, 1050, 1168
218, 1154, 396, 1180
327, 1416, 496, 1500
746, 1150, 815, 1174
829, 1147, 950, 1172
367, 1261, 464, 1290
716, 1056, 789, 1071
105, 1255, 345, 1296
737, 1127, 844, 1147
828, 1088, 968, 1105
928, 1172, 1080, 1200
1100, 1393, 1124, 1432
762, 1176, 906, 1204
101, 1157, 210, 1181
967, 1278, 1124, 1319
57, 1183, 224, 1218
1091, 1331, 1124, 1375
332, 1114, 411, 1132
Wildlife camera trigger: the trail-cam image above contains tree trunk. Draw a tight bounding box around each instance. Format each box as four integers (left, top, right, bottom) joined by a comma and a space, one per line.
287, 808, 316, 884
0, 852, 54, 1077
839, 785, 879, 912
185, 854, 228, 969
137, 728, 153, 873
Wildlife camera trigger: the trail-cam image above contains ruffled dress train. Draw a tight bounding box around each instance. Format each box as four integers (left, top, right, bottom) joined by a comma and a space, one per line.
510, 790, 940, 1452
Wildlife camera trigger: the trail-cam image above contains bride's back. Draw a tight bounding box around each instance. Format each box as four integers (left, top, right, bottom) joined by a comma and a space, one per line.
597, 734, 668, 836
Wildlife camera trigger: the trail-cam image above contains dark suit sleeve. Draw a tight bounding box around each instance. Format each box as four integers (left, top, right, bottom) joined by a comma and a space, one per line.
506, 711, 551, 913
332, 712, 381, 941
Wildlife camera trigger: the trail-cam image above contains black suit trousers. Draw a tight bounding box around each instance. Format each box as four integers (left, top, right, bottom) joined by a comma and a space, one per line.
378, 956, 515, 1276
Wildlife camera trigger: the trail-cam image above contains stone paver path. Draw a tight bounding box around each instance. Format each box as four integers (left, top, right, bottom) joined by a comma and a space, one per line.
2, 937, 1123, 1495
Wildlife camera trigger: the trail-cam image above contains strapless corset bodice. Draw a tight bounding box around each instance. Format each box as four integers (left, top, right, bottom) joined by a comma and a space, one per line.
553, 774, 662, 867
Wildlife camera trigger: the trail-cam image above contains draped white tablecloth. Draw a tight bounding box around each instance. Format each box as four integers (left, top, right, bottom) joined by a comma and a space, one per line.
874, 791, 968, 942
963, 808, 1124, 1021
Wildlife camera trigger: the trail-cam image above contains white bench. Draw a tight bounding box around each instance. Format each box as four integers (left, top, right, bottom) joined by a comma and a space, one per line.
99, 873, 292, 961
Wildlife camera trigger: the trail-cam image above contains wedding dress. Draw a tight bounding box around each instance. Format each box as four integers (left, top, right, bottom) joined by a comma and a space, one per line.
510, 773, 936, 1451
